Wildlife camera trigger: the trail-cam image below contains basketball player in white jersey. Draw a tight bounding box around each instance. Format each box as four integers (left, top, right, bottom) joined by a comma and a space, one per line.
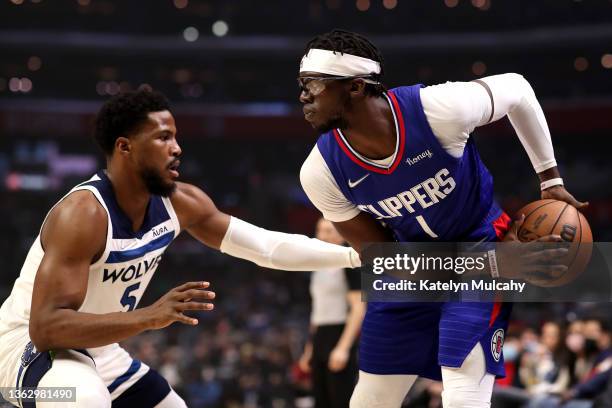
0, 90, 361, 407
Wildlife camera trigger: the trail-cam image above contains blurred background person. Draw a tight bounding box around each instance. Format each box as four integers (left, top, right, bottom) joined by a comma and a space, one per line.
298, 218, 365, 407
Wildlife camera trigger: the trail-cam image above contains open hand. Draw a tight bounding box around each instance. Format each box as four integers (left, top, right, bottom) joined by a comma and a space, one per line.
142, 281, 215, 330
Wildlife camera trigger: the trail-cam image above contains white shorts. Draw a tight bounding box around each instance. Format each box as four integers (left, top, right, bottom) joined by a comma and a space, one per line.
0, 327, 172, 407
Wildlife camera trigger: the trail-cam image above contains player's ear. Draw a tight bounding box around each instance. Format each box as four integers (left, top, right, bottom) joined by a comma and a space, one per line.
349, 78, 367, 97
115, 136, 131, 155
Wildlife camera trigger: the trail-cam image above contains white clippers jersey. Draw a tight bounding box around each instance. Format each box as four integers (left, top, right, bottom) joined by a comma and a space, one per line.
0, 171, 180, 333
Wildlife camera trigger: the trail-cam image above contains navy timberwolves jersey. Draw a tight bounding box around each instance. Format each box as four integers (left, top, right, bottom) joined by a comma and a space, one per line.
316, 85, 501, 242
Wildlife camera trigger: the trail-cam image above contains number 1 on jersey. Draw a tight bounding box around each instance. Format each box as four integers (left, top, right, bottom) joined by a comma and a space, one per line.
415, 215, 438, 238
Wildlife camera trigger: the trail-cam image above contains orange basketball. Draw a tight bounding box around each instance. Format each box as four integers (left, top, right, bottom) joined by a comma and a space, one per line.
516, 199, 592, 287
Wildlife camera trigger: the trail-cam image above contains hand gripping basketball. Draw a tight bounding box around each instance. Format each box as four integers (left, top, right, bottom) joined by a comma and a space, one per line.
541, 185, 588, 210
497, 215, 570, 285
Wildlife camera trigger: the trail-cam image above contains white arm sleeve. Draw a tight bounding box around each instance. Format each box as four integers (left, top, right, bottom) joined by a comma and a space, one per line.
300, 146, 360, 222
219, 216, 361, 270
421, 73, 557, 172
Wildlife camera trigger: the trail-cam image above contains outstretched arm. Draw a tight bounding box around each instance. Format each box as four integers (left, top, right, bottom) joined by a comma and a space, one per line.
170, 182, 361, 269
421, 73, 587, 209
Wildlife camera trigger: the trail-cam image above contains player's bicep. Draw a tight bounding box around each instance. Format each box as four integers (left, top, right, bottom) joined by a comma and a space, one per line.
34, 247, 92, 312
32, 194, 107, 316
333, 212, 392, 254
421, 81, 493, 136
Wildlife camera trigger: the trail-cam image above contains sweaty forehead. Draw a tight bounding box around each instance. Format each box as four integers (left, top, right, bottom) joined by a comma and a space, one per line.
145, 111, 176, 132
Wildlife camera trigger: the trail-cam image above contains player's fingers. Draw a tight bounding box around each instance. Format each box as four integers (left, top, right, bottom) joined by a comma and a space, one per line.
509, 214, 525, 233
502, 214, 525, 242
177, 301, 214, 312
524, 264, 567, 277
173, 281, 209, 295
175, 313, 199, 325
178, 289, 216, 301
525, 269, 565, 283
574, 200, 589, 209
523, 248, 569, 262
534, 234, 563, 243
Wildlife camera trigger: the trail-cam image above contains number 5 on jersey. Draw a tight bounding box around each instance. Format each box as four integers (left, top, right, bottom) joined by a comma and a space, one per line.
121, 282, 141, 311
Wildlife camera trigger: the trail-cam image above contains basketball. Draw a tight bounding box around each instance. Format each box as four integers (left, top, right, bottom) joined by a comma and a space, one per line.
516, 199, 592, 286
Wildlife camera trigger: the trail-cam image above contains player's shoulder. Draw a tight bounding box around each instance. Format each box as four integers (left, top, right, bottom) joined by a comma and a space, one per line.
52, 189, 107, 225
174, 181, 203, 199
171, 182, 213, 207
42, 190, 107, 252
300, 145, 329, 187
170, 181, 217, 221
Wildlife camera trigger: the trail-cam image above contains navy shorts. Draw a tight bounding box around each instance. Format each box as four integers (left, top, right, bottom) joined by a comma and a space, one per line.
359, 211, 512, 380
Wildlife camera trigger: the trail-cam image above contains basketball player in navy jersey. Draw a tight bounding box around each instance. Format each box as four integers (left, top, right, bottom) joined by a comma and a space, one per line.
298, 30, 587, 407
0, 90, 361, 407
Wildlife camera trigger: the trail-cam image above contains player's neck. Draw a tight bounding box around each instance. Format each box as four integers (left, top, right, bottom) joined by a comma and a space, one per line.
341, 96, 396, 160
105, 165, 151, 232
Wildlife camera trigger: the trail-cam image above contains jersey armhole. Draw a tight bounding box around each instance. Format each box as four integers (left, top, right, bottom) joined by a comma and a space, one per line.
40, 186, 112, 267
161, 196, 181, 238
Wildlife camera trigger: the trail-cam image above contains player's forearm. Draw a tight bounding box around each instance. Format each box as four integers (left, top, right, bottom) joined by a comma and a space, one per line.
220, 216, 361, 270
29, 308, 153, 351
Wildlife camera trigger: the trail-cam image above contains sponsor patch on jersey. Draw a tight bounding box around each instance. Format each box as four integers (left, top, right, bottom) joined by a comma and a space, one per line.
20, 341, 39, 368
491, 328, 505, 362
406, 149, 433, 166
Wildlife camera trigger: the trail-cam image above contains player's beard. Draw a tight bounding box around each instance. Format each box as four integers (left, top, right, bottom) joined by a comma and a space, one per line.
315, 115, 349, 134
140, 165, 176, 197
314, 94, 352, 133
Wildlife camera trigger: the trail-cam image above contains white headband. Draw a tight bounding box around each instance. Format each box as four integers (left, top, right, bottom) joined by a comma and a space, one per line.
299, 48, 381, 78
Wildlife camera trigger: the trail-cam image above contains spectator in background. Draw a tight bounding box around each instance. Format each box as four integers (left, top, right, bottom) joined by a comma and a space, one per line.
526, 318, 611, 408
528, 322, 571, 396
298, 218, 365, 407
493, 324, 570, 408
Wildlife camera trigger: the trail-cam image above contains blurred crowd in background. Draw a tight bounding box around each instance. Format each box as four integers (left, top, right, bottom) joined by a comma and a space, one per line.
1, 0, 611, 407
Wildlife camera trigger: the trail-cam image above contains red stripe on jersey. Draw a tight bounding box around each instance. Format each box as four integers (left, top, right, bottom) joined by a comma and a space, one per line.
387, 91, 406, 173
332, 90, 406, 175
493, 212, 511, 239
489, 301, 502, 328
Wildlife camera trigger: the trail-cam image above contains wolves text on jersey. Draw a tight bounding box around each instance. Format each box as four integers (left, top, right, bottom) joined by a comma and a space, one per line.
357, 168, 456, 219
102, 254, 163, 283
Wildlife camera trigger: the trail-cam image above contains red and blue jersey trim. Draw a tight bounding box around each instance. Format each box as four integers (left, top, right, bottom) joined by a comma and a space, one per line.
331, 90, 406, 175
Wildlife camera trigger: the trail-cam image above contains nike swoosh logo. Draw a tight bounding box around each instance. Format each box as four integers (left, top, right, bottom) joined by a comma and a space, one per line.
348, 174, 370, 188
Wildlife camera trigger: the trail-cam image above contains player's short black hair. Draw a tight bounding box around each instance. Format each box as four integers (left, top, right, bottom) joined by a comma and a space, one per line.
304, 29, 386, 97
94, 90, 171, 156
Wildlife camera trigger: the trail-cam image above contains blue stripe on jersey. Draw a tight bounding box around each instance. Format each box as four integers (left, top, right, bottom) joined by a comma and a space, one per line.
107, 359, 142, 394
111, 369, 171, 408
106, 231, 174, 263
85, 171, 171, 240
